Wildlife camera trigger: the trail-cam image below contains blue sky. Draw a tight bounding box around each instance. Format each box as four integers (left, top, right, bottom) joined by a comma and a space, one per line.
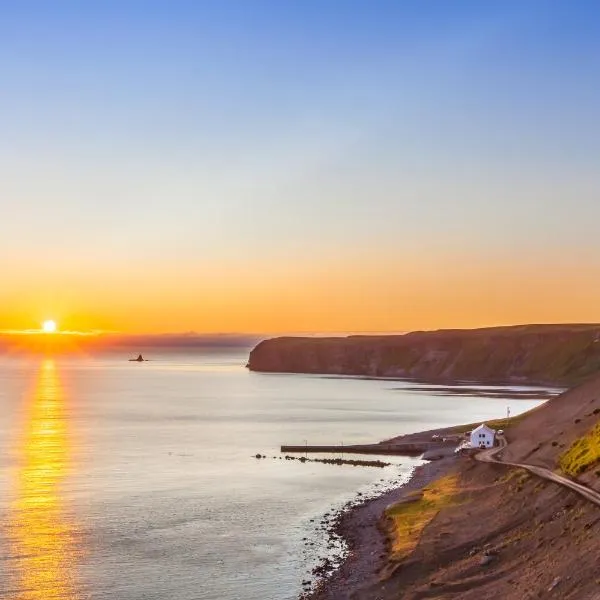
1, 1, 599, 332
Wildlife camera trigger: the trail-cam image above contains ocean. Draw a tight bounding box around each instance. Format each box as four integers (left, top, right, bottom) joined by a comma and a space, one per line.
0, 349, 551, 600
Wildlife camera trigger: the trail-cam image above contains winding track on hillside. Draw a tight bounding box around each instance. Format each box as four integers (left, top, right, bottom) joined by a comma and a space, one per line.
475, 437, 600, 507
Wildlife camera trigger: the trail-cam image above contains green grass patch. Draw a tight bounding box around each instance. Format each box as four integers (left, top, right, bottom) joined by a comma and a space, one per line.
385, 474, 460, 561
559, 423, 600, 476
498, 468, 530, 484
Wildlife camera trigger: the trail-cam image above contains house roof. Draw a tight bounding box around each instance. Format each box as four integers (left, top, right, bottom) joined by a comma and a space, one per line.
471, 423, 496, 434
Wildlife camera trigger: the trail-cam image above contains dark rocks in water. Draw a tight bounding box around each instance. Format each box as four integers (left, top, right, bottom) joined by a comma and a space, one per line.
129, 354, 146, 362
276, 454, 391, 468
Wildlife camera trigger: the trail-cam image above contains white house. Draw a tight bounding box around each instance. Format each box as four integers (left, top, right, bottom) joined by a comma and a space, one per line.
470, 423, 496, 449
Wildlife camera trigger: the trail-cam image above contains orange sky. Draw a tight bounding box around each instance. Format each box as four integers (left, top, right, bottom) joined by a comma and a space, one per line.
2, 4, 599, 336
2, 248, 600, 335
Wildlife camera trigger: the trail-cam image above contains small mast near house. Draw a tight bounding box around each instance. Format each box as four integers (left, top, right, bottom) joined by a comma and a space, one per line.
470, 423, 496, 449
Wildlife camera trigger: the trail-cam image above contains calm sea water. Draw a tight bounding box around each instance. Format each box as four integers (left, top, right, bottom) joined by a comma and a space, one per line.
0, 349, 550, 600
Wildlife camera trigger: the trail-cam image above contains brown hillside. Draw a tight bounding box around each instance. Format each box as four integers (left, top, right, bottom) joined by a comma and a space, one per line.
502, 374, 600, 488
351, 373, 600, 599
358, 460, 600, 600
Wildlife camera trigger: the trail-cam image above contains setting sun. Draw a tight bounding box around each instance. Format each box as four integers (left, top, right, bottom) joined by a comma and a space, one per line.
42, 320, 57, 334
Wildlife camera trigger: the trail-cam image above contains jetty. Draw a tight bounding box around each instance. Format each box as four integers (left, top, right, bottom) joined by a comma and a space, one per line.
281, 442, 444, 457
281, 429, 464, 459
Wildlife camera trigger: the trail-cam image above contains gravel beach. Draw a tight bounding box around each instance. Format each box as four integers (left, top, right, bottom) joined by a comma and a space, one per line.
303, 456, 456, 600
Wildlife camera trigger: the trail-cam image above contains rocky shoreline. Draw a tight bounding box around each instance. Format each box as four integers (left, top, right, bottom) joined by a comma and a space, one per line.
301, 456, 456, 600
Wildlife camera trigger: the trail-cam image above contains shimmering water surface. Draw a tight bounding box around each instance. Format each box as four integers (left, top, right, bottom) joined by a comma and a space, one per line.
0, 350, 551, 599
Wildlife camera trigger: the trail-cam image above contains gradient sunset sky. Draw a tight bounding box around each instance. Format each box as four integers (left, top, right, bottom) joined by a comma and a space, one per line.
1, 1, 599, 334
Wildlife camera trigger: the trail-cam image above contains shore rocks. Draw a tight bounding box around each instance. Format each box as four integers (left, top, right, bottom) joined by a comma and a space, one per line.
254, 453, 392, 468
422, 447, 457, 460
301, 457, 456, 600
548, 577, 561, 591
480, 554, 496, 566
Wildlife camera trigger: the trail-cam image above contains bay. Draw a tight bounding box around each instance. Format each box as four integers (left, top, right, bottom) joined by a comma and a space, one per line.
0, 349, 551, 599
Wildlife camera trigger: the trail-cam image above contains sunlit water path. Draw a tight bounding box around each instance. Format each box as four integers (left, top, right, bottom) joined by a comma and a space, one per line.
0, 351, 552, 599
5, 360, 82, 599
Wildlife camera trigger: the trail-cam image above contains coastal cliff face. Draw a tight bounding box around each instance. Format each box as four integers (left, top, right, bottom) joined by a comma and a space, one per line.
248, 324, 600, 386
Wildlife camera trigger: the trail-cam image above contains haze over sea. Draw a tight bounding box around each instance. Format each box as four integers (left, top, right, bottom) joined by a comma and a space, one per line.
0, 348, 549, 600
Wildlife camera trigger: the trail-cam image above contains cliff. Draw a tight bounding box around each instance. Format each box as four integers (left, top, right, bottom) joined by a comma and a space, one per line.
248, 324, 600, 386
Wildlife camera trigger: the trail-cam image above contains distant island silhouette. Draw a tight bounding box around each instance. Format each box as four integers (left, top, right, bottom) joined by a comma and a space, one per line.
128, 354, 146, 362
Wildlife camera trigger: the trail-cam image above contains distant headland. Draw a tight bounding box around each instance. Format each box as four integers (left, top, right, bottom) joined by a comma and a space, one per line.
247, 324, 600, 387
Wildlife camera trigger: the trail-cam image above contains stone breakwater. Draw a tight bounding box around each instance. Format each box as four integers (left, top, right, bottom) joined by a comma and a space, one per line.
280, 443, 431, 457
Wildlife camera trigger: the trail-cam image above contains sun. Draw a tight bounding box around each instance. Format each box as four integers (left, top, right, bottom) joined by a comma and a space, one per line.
42, 320, 58, 334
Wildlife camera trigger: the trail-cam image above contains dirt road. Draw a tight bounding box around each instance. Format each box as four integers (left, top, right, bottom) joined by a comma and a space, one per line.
476, 436, 600, 506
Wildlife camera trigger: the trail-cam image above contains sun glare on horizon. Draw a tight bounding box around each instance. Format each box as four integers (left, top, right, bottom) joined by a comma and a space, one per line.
42, 320, 58, 334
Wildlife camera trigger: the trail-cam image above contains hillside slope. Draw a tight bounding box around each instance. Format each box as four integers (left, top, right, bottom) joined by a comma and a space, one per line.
248, 324, 600, 386
351, 375, 600, 600
502, 374, 600, 487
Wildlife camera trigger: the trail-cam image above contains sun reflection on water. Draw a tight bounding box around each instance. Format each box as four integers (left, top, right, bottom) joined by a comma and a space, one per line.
8, 360, 82, 599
